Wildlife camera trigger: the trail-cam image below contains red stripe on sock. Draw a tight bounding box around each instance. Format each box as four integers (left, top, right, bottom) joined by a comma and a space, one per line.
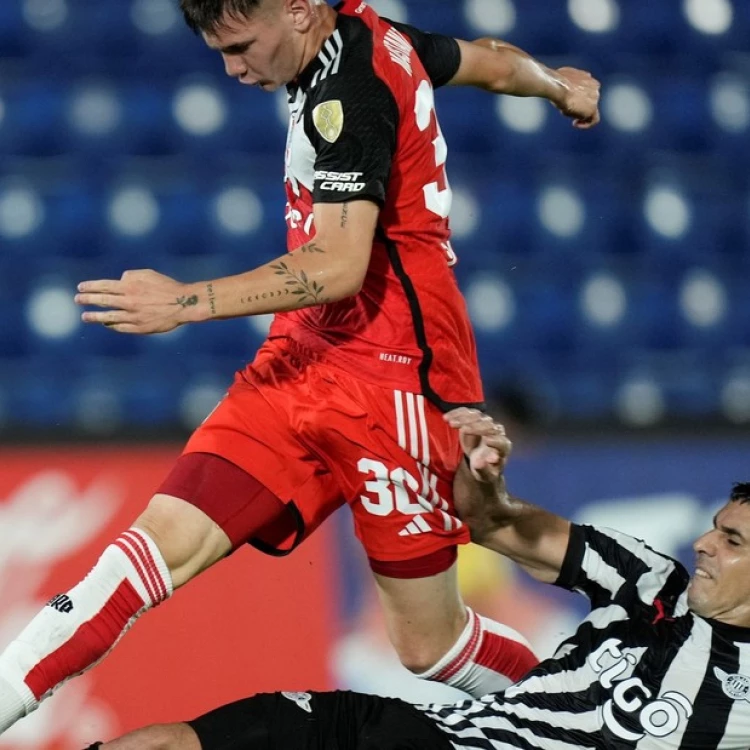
432, 612, 482, 682
474, 631, 539, 683
122, 530, 167, 603
114, 539, 157, 604
24, 579, 144, 701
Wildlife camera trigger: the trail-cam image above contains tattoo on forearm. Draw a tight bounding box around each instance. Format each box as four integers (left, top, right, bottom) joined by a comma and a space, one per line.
269, 260, 327, 305
300, 241, 325, 254
207, 282, 217, 316
340, 203, 349, 229
175, 294, 198, 308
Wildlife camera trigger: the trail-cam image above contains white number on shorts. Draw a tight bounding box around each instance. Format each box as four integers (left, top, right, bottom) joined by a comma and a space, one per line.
357, 458, 426, 516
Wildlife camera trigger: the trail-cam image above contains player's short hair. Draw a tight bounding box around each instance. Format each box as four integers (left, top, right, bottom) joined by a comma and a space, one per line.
730, 483, 750, 504
180, 0, 267, 34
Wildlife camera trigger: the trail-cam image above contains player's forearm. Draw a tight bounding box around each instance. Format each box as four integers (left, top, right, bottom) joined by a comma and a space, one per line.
455, 462, 536, 543
460, 38, 567, 107
183, 238, 365, 322
454, 463, 570, 582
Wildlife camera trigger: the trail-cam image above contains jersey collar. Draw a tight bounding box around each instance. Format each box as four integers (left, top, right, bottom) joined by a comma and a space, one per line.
704, 616, 750, 643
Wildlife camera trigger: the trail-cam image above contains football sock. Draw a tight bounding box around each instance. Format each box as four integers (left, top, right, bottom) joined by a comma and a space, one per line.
0, 529, 171, 734
417, 607, 538, 697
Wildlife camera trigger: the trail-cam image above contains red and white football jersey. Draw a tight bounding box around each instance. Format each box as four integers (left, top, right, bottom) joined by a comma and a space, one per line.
269, 1, 484, 409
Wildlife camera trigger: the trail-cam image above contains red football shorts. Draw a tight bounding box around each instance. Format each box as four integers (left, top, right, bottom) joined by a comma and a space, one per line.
181, 337, 470, 564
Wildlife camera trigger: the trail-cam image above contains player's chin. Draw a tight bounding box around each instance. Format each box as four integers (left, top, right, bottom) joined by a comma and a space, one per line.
259, 80, 282, 92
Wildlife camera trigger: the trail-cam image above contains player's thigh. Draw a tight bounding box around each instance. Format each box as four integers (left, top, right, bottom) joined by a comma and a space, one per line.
372, 562, 467, 671
188, 691, 379, 749
175, 362, 343, 557
358, 697, 455, 750
317, 382, 470, 566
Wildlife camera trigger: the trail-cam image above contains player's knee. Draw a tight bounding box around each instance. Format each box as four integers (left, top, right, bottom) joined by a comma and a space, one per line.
392, 640, 448, 674
134, 494, 231, 588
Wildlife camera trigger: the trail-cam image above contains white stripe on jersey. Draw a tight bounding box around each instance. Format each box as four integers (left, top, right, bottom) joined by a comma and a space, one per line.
712, 626, 750, 750
440, 710, 593, 750
633, 619, 711, 749
405, 392, 419, 460
394, 390, 406, 450
504, 646, 647, 699
597, 527, 679, 605
584, 603, 629, 631
578, 545, 626, 598
311, 30, 343, 88
416, 394, 430, 465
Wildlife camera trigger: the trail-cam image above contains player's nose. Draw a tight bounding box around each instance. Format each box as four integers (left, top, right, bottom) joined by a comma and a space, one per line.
693, 530, 716, 556
222, 53, 247, 80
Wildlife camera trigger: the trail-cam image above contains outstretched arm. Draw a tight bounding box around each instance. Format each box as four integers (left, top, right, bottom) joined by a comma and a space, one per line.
75, 199, 378, 334
446, 408, 571, 583
451, 38, 601, 129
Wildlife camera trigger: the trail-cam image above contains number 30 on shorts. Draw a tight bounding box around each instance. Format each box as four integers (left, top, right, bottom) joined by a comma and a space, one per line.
357, 458, 430, 517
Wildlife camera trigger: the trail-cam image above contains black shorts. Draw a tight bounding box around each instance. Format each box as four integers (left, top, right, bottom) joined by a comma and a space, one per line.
188, 690, 454, 750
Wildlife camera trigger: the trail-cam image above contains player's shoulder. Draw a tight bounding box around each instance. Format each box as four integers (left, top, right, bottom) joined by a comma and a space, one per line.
305, 16, 395, 107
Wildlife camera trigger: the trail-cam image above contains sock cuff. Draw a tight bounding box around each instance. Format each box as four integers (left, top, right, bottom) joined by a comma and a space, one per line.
476, 613, 533, 650
112, 528, 173, 606
416, 607, 480, 681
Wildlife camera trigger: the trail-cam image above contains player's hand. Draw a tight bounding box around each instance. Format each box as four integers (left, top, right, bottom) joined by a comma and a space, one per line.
553, 66, 601, 129
444, 408, 512, 483
75, 269, 199, 334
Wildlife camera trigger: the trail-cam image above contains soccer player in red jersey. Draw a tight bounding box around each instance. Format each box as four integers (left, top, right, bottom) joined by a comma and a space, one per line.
0, 0, 599, 733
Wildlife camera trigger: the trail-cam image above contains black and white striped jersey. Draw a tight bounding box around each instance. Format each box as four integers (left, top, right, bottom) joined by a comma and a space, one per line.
420, 524, 750, 749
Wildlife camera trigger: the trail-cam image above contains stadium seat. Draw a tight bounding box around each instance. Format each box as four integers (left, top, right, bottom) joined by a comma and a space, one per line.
0, 0, 747, 432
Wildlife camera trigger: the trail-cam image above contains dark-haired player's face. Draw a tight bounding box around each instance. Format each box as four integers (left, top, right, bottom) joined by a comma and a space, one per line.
203, 1, 304, 92
688, 501, 750, 626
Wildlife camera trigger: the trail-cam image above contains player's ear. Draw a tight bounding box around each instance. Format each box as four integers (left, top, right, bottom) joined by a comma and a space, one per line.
286, 0, 316, 33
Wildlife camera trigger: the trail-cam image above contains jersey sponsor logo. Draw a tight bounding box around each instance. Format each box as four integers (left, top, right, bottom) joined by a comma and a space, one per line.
714, 667, 750, 701
354, 1, 366, 13
320, 181, 366, 192
383, 27, 413, 76
313, 100, 344, 143
281, 691, 314, 713
379, 352, 413, 365
314, 170, 365, 192
47, 593, 74, 613
589, 638, 694, 741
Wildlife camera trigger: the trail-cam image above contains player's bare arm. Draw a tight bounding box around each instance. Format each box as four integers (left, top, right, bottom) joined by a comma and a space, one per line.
75, 199, 378, 334
451, 38, 601, 129
446, 408, 571, 583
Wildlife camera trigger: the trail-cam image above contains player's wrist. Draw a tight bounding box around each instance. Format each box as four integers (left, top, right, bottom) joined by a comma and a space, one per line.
178, 281, 211, 324
547, 71, 569, 110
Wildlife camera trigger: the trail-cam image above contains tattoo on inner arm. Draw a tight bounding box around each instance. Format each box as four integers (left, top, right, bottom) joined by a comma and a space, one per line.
175, 294, 198, 308
268, 260, 327, 306
340, 203, 349, 229
300, 241, 325, 254
207, 282, 217, 316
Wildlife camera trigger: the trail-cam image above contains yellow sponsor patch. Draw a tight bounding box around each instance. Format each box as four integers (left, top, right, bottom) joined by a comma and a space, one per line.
312, 100, 344, 143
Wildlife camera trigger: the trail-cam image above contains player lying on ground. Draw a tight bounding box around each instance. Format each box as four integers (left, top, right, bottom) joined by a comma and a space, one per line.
81, 409, 750, 750
0, 0, 600, 736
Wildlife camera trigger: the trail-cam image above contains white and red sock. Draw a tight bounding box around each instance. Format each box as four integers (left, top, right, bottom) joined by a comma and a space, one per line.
0, 528, 172, 734
417, 607, 538, 697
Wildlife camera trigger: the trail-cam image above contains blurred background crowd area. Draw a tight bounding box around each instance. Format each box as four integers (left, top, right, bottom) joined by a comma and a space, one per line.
1, 0, 750, 437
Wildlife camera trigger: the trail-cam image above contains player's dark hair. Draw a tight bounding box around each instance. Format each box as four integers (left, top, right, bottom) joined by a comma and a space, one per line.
729, 483, 750, 504
180, 0, 266, 34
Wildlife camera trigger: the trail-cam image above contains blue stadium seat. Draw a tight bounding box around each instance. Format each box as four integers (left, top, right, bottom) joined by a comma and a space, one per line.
0, 0, 746, 431
26, 3, 140, 65
0, 76, 65, 156
0, 2, 28, 57
632, 156, 737, 263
